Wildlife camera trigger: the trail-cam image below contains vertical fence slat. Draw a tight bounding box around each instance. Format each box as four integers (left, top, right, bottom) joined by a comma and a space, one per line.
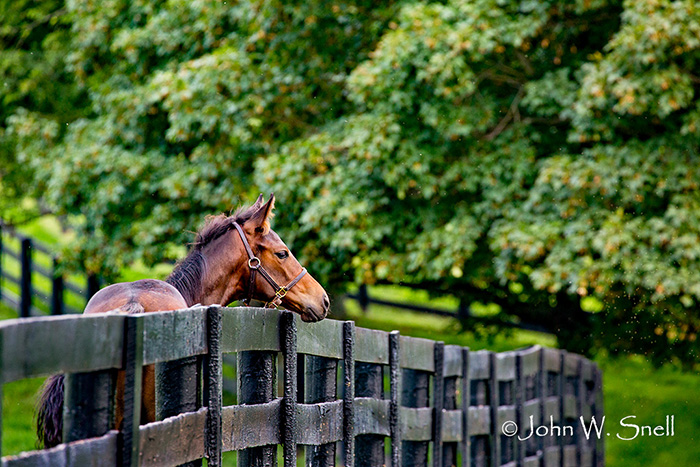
281, 311, 297, 467
86, 274, 100, 302
558, 352, 565, 467
443, 375, 457, 467
51, 259, 64, 315
20, 238, 31, 318
238, 350, 277, 467
389, 331, 401, 467
595, 367, 605, 467
461, 348, 470, 467
489, 352, 500, 467
305, 355, 337, 466
433, 342, 444, 467
205, 306, 223, 467
122, 315, 145, 467
343, 321, 355, 467
63, 370, 114, 443
402, 368, 429, 466
355, 362, 384, 466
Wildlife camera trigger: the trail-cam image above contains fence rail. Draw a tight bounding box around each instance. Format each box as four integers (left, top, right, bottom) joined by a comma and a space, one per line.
0, 306, 604, 466
0, 222, 99, 317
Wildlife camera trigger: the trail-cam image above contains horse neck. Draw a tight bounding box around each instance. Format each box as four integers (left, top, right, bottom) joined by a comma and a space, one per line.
166, 234, 248, 307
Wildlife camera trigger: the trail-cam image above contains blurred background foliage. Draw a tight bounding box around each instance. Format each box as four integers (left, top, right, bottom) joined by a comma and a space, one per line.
2, 0, 700, 368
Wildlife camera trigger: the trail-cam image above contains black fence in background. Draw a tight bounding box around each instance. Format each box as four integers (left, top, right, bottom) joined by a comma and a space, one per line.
0, 222, 99, 317
348, 284, 554, 335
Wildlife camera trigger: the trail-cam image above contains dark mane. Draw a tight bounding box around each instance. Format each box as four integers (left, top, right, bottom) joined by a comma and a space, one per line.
166, 203, 260, 305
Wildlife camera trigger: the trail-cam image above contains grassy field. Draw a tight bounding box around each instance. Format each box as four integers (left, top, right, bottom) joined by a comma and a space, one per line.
1, 217, 699, 465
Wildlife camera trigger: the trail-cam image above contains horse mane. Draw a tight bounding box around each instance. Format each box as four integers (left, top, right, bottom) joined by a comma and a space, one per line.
166, 204, 261, 305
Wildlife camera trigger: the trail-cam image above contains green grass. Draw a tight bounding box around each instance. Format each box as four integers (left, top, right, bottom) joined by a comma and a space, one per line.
1, 217, 699, 465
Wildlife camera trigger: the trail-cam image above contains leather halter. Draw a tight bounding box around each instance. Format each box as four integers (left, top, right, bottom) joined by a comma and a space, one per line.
232, 222, 307, 308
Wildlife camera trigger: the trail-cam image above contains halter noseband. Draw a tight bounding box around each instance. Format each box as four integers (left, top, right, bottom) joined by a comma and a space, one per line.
232, 222, 307, 308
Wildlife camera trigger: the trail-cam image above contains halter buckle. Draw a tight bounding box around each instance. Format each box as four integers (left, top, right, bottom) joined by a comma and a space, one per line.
248, 257, 261, 269
275, 287, 288, 299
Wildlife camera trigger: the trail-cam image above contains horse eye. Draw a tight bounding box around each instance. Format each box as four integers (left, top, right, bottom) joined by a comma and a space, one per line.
275, 250, 289, 259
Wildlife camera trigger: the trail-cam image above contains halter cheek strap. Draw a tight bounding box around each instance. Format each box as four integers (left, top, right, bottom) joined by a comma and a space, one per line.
232, 222, 307, 308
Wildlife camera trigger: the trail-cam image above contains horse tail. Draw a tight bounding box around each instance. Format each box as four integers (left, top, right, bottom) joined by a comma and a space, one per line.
36, 374, 65, 449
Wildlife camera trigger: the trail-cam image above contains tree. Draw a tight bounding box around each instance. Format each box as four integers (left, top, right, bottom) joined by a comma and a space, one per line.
7, 0, 700, 366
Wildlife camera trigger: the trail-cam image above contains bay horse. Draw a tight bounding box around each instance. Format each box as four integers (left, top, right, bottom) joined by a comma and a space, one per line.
37, 194, 329, 448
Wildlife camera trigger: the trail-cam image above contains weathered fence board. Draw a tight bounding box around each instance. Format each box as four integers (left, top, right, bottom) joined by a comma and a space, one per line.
0, 306, 604, 467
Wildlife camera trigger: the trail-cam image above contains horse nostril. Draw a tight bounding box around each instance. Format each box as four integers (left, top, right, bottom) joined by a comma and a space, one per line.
322, 294, 330, 311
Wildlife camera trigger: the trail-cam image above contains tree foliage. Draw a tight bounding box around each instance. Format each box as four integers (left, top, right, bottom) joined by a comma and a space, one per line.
5, 0, 700, 366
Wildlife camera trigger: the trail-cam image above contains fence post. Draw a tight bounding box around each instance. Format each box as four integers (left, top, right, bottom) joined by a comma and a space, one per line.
281, 311, 297, 467
51, 258, 64, 315
305, 355, 337, 466
402, 368, 429, 466
86, 274, 100, 302
389, 331, 401, 467
238, 349, 277, 467
63, 370, 115, 443
355, 361, 384, 466
204, 306, 223, 467
489, 353, 500, 467
343, 322, 355, 467
358, 284, 369, 312
122, 315, 145, 467
433, 342, 444, 467
460, 348, 470, 467
20, 237, 32, 318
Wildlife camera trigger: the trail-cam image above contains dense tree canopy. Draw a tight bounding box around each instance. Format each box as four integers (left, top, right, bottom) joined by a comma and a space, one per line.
4, 0, 700, 366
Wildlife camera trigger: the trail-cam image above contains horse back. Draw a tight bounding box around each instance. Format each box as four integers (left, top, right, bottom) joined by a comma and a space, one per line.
84, 279, 188, 315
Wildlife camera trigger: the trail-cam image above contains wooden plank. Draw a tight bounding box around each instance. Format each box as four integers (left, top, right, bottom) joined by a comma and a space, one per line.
295, 401, 344, 445
354, 327, 388, 364
304, 355, 338, 465
400, 407, 432, 441
122, 315, 145, 467
0, 289, 20, 311
496, 352, 517, 380
297, 316, 343, 359
400, 335, 434, 371
443, 345, 463, 377
542, 347, 561, 372
237, 350, 277, 466
461, 347, 471, 467
519, 346, 541, 377
342, 321, 355, 466
221, 399, 282, 451
220, 307, 280, 353
204, 306, 223, 467
467, 406, 491, 435
142, 307, 207, 364
0, 314, 124, 383
469, 351, 491, 379
433, 342, 444, 467
353, 397, 390, 436
2, 246, 20, 261
64, 281, 86, 297
139, 408, 207, 466
401, 368, 430, 464
564, 353, 579, 376
281, 311, 297, 467
442, 409, 463, 443
389, 331, 401, 466
2, 430, 119, 467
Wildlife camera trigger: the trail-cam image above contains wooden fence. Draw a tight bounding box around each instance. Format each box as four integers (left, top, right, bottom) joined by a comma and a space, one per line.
0, 305, 603, 466
0, 222, 99, 317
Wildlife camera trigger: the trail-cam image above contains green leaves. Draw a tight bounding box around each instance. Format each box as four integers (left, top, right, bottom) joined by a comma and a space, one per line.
4, 0, 700, 365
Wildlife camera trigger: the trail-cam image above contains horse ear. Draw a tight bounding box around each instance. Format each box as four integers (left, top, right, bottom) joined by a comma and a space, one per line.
249, 193, 275, 235
251, 193, 264, 211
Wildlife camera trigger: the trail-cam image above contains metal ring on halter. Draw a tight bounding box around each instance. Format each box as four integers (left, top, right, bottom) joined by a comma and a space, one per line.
248, 257, 261, 269
275, 287, 288, 299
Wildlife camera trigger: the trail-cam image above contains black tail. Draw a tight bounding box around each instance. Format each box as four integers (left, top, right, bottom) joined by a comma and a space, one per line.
36, 374, 64, 448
